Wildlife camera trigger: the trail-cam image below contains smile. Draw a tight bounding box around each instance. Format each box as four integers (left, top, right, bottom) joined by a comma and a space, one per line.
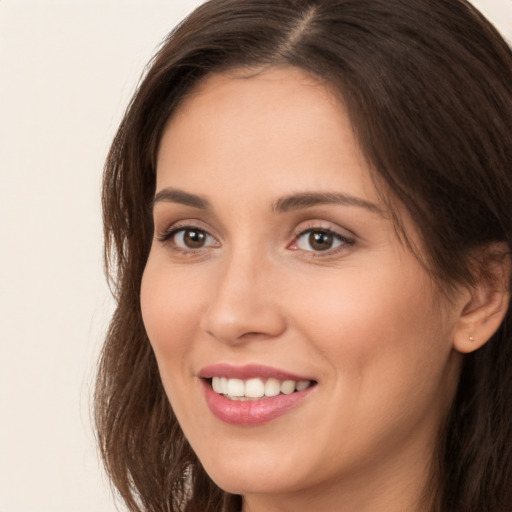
199, 364, 317, 425
211, 376, 312, 400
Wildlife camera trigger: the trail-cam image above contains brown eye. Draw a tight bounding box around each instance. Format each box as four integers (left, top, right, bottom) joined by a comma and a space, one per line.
308, 231, 334, 251
294, 228, 347, 253
182, 229, 207, 248
169, 228, 218, 250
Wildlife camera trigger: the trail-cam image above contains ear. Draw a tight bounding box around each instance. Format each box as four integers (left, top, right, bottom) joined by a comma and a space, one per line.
453, 244, 511, 354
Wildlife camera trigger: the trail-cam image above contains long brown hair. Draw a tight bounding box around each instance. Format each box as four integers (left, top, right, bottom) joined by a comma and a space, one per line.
95, 1, 512, 511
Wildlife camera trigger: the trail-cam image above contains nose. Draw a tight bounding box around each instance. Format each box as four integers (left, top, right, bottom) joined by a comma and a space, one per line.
200, 250, 287, 345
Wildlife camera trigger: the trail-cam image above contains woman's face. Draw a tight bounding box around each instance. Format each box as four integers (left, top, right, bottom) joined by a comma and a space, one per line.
141, 67, 464, 508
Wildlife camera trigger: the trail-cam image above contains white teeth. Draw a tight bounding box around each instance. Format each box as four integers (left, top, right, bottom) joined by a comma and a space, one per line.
211, 376, 312, 399
296, 380, 310, 391
226, 378, 244, 397
280, 380, 296, 395
245, 378, 265, 398
264, 378, 281, 397
212, 376, 222, 393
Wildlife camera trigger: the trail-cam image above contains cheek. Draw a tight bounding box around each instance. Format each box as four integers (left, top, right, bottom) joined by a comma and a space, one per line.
140, 256, 204, 377
284, 264, 457, 471
287, 260, 453, 404
289, 264, 433, 351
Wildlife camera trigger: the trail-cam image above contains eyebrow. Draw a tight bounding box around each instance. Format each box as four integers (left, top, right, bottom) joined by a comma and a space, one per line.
153, 188, 212, 210
272, 192, 384, 215
153, 187, 383, 216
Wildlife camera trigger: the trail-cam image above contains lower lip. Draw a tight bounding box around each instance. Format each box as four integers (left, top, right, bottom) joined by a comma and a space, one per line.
202, 380, 314, 426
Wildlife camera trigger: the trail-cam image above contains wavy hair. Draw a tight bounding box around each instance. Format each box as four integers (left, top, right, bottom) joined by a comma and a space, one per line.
95, 1, 512, 510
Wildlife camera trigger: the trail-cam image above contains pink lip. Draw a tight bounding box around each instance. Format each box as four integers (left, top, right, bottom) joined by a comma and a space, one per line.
198, 363, 313, 382
198, 364, 316, 426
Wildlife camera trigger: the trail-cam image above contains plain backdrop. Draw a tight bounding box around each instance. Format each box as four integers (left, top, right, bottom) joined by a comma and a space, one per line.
0, 1, 510, 511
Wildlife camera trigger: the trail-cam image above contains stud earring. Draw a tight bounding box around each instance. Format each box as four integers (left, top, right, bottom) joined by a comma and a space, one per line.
469, 336, 475, 342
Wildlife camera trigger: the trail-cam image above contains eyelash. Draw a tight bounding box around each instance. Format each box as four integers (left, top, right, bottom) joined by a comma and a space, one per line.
157, 223, 219, 256
157, 222, 355, 258
289, 226, 355, 257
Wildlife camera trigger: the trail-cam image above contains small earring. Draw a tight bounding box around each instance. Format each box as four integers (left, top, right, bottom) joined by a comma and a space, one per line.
469, 336, 475, 342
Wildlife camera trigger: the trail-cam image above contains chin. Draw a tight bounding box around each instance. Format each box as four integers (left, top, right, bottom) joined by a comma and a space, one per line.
197, 446, 311, 496
206, 466, 299, 496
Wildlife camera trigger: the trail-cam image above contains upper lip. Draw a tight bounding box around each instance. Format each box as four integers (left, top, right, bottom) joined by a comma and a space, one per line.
198, 363, 315, 382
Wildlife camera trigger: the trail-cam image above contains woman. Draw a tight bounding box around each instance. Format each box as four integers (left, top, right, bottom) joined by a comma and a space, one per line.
95, 1, 512, 511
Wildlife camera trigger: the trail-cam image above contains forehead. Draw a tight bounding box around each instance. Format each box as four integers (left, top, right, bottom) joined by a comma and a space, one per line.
156, 67, 377, 201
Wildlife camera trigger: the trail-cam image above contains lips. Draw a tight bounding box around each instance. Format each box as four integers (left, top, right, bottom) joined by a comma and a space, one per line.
199, 363, 315, 381
199, 364, 317, 426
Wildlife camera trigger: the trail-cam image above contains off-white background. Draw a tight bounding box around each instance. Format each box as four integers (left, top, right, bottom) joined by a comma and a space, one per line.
0, 1, 510, 511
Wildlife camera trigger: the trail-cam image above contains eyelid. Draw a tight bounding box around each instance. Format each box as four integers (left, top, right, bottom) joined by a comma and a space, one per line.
156, 218, 215, 239
160, 226, 217, 245
288, 221, 355, 255
156, 220, 221, 251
